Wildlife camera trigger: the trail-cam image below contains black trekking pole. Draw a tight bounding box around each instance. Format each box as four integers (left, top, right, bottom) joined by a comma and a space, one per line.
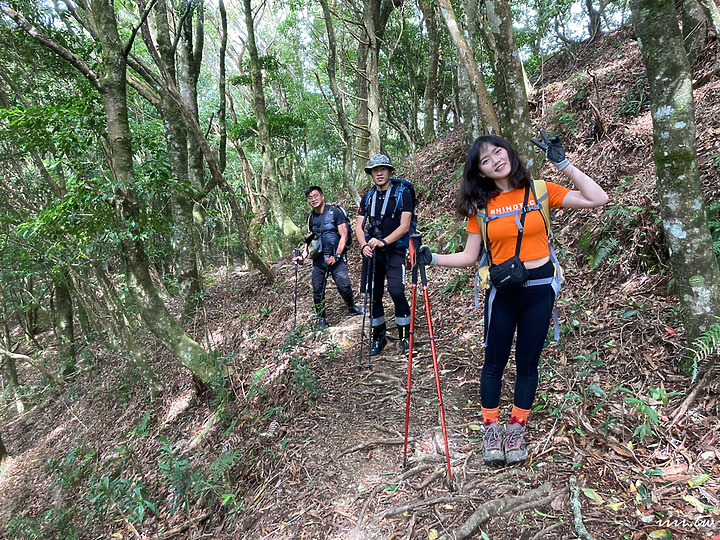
407, 234, 454, 491
366, 252, 376, 369
293, 248, 300, 328
358, 254, 371, 369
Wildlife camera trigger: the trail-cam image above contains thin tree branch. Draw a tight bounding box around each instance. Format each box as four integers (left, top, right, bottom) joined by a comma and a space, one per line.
123, 0, 159, 57
0, 7, 101, 89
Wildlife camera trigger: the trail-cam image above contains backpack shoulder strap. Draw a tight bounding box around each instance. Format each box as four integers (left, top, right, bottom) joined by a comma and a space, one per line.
475, 207, 489, 252
531, 180, 551, 233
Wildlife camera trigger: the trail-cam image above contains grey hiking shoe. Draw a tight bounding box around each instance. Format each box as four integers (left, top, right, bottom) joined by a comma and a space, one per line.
482, 422, 505, 466
504, 423, 528, 465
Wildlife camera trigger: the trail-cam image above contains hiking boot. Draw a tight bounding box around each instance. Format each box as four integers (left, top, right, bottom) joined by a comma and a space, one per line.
504, 423, 528, 465
482, 422, 505, 466
347, 304, 364, 316
369, 324, 387, 356
317, 318, 329, 330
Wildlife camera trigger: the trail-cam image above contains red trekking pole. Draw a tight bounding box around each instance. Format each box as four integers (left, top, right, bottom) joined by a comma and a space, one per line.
403, 233, 454, 491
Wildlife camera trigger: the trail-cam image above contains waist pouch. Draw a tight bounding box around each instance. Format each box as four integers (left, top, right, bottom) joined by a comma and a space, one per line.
489, 255, 528, 294
308, 237, 322, 259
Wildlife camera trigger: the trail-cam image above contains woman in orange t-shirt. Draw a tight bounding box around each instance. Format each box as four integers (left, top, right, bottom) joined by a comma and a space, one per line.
418, 133, 608, 466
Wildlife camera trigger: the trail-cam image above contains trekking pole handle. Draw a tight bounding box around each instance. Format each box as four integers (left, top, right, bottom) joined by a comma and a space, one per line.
294, 248, 300, 257
411, 233, 423, 253
411, 233, 428, 285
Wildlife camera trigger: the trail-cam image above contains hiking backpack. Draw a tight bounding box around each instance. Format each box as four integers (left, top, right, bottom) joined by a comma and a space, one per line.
361, 178, 417, 249
473, 180, 564, 343
306, 205, 353, 255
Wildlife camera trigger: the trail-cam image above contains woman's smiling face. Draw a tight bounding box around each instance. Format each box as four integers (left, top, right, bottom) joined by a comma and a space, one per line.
478, 144, 511, 180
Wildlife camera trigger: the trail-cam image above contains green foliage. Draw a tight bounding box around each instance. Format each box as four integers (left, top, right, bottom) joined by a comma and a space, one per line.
4, 506, 79, 540
618, 386, 682, 441
230, 53, 284, 87
43, 442, 98, 491
290, 361, 322, 402
688, 321, 720, 382
441, 274, 470, 295
228, 107, 307, 143
616, 72, 651, 118
422, 215, 466, 254
88, 476, 156, 524
579, 203, 659, 270
158, 436, 198, 516
193, 449, 246, 508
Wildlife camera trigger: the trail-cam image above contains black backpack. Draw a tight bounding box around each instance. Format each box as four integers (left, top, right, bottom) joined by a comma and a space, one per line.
361, 178, 417, 248
306, 205, 353, 253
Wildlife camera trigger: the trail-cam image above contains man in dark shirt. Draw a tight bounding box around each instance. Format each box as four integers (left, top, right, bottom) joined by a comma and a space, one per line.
355, 154, 412, 355
294, 186, 363, 328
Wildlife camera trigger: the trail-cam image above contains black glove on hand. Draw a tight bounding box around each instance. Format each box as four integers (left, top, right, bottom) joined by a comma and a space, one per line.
418, 245, 436, 266
530, 130, 570, 171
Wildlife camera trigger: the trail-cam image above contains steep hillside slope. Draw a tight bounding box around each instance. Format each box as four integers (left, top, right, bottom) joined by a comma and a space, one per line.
2, 26, 720, 540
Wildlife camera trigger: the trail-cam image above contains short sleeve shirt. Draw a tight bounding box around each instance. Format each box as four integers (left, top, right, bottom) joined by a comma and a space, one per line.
358, 181, 413, 239
466, 182, 570, 264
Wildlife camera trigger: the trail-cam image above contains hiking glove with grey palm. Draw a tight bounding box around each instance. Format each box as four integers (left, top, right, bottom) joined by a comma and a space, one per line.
531, 130, 570, 171
418, 245, 438, 266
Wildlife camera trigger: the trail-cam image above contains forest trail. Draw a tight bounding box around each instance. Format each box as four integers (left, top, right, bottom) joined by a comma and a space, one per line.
3, 26, 720, 539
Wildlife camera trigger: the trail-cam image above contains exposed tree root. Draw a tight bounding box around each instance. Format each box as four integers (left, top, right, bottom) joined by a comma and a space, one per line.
529, 521, 563, 540
569, 476, 595, 540
436, 482, 553, 540
336, 437, 410, 459
381, 494, 487, 519
158, 510, 213, 538
669, 361, 718, 427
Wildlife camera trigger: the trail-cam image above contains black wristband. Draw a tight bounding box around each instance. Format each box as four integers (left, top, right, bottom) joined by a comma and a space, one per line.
335, 252, 342, 259
382, 239, 388, 247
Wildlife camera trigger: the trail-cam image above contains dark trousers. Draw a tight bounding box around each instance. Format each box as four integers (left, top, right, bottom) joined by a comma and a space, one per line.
360, 248, 410, 328
482, 261, 556, 410
311, 258, 353, 317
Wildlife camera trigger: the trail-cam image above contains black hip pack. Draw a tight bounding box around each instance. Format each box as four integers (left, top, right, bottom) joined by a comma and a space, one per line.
489, 185, 530, 294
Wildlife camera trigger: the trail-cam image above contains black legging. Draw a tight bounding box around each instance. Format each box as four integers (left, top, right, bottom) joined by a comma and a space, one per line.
482, 261, 555, 410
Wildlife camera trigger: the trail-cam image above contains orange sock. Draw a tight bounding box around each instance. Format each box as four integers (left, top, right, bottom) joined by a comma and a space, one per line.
510, 405, 530, 426
481, 407, 499, 426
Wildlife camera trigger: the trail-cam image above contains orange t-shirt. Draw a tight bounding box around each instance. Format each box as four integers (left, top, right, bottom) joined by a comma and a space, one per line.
466, 182, 570, 264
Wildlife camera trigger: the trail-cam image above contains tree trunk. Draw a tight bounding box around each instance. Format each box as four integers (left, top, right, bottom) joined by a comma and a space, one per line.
364, 1, 382, 156
1, 350, 23, 415
419, 0, 440, 144
89, 0, 223, 383
242, 0, 301, 241
319, 0, 360, 201
484, 0, 537, 175
586, 0, 602, 40
698, 0, 720, 37
88, 265, 164, 393
150, 0, 203, 318
633, 0, 720, 341
438, 0, 501, 135
53, 270, 76, 377
0, 433, 8, 464
219, 0, 228, 174
682, 0, 708, 66
178, 0, 208, 277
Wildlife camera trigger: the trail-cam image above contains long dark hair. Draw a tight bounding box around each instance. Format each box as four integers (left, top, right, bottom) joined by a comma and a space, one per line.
455, 135, 531, 217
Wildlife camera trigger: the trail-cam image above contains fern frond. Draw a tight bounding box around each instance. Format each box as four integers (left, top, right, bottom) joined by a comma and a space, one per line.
590, 237, 620, 268
689, 322, 720, 381
208, 449, 243, 481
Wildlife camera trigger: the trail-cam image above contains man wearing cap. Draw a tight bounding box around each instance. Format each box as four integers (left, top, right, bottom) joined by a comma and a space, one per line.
293, 186, 364, 329
356, 154, 412, 355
